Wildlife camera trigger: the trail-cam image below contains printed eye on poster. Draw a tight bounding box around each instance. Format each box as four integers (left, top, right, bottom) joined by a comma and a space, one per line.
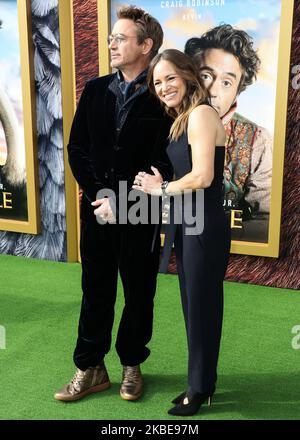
0, 0, 39, 234
98, 0, 294, 258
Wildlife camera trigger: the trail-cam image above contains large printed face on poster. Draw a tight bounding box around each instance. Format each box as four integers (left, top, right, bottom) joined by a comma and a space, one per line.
110, 0, 287, 255
0, 0, 28, 223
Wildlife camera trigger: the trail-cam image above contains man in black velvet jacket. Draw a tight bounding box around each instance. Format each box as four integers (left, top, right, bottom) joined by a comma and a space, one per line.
54, 6, 173, 403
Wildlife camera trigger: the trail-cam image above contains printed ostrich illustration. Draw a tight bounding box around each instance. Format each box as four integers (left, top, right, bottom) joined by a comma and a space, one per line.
0, 16, 27, 222
0, 81, 25, 187
0, 0, 66, 260
0, 17, 24, 184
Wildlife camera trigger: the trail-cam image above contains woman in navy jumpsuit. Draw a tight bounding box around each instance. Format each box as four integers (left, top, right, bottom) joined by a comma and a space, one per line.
132, 49, 231, 416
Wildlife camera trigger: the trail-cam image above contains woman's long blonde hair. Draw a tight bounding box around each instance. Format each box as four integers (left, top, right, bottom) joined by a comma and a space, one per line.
147, 49, 208, 141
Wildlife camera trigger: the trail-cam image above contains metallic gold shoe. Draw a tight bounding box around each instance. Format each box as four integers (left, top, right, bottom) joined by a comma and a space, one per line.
54, 361, 111, 402
120, 365, 143, 401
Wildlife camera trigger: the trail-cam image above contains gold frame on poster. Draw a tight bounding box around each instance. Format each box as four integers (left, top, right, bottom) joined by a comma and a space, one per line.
0, 0, 40, 234
98, 0, 110, 77
102, 0, 294, 258
230, 0, 294, 257
60, 0, 111, 262
59, 0, 79, 262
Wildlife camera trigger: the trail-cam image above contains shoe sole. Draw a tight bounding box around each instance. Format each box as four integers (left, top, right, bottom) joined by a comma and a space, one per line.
54, 381, 111, 402
119, 389, 142, 401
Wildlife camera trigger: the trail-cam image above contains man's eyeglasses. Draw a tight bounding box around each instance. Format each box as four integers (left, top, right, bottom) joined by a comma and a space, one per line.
107, 34, 137, 45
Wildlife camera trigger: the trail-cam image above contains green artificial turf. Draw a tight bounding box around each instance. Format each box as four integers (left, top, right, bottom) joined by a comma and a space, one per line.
0, 254, 300, 420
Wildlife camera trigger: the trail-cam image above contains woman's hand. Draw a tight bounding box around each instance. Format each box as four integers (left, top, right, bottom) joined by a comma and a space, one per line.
132, 166, 163, 196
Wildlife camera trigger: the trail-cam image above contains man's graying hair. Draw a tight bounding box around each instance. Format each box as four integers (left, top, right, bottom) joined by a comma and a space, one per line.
185, 24, 261, 94
117, 5, 163, 59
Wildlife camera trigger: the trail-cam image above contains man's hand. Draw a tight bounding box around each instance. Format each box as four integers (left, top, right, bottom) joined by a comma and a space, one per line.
92, 198, 116, 223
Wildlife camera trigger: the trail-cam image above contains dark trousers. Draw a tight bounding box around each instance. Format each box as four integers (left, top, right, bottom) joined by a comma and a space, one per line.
174, 220, 230, 393
73, 219, 161, 370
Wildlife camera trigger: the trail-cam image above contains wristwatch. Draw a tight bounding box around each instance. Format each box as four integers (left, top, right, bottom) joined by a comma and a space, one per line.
161, 181, 169, 198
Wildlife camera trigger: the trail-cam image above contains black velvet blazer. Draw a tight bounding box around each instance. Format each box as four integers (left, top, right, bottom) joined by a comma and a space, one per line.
67, 74, 173, 221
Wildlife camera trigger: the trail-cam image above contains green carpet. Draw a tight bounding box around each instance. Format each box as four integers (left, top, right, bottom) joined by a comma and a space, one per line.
0, 254, 299, 420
